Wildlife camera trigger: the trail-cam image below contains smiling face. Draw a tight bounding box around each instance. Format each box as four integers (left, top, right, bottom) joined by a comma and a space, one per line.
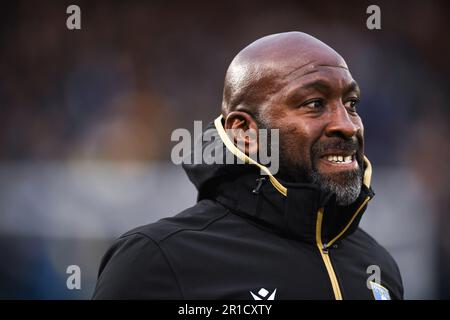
223, 32, 365, 205
264, 64, 364, 204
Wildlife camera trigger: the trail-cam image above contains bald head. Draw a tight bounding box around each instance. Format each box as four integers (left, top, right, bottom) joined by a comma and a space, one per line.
222, 32, 348, 117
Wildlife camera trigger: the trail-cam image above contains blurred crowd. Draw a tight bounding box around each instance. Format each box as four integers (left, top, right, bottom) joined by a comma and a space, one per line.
0, 0, 449, 298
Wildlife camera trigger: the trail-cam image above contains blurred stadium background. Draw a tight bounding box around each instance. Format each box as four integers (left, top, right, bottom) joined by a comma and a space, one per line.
0, 0, 449, 299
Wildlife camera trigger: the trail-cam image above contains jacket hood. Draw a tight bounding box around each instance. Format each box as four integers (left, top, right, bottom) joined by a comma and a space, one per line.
182, 115, 375, 244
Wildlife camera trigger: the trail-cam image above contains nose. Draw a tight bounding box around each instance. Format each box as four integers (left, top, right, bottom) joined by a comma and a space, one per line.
324, 105, 359, 139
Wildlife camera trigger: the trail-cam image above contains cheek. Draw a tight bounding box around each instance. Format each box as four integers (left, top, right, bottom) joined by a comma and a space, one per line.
265, 107, 323, 164
355, 117, 365, 149
278, 119, 316, 163
354, 115, 364, 133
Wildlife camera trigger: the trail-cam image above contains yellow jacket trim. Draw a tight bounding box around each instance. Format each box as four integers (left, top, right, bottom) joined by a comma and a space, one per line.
316, 208, 343, 300
214, 115, 287, 196
326, 196, 371, 248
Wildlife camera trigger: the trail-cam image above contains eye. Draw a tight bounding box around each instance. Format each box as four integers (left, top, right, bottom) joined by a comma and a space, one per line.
301, 99, 324, 110
344, 98, 359, 113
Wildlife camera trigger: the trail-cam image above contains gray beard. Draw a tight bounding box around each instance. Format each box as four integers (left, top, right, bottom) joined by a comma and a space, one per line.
310, 168, 362, 206
277, 148, 363, 206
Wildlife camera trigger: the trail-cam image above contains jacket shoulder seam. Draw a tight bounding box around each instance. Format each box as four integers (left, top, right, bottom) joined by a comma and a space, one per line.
158, 209, 230, 242
122, 232, 185, 299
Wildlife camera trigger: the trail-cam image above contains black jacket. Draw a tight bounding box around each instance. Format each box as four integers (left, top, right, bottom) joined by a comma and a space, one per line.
93, 117, 404, 300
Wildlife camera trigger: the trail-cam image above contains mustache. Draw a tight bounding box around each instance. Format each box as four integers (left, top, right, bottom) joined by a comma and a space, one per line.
311, 137, 360, 158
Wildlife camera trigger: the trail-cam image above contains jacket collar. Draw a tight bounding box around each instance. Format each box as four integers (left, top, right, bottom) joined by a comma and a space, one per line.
213, 172, 374, 244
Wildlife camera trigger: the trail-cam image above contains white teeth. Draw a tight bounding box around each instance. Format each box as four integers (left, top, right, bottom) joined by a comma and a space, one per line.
325, 155, 353, 163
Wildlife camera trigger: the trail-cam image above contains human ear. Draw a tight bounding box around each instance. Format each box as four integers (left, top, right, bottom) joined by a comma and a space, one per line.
224, 111, 259, 157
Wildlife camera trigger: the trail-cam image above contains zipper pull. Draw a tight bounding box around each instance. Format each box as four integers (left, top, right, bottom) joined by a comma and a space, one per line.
252, 177, 266, 194
322, 243, 329, 254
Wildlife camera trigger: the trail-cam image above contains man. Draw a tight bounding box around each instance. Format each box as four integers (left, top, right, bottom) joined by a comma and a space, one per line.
93, 32, 403, 300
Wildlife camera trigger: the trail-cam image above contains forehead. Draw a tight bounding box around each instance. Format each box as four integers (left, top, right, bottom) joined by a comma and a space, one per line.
280, 63, 357, 95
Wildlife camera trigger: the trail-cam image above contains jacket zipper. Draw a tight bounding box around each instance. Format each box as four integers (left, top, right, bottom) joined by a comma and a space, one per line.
315, 196, 371, 300
315, 207, 343, 300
